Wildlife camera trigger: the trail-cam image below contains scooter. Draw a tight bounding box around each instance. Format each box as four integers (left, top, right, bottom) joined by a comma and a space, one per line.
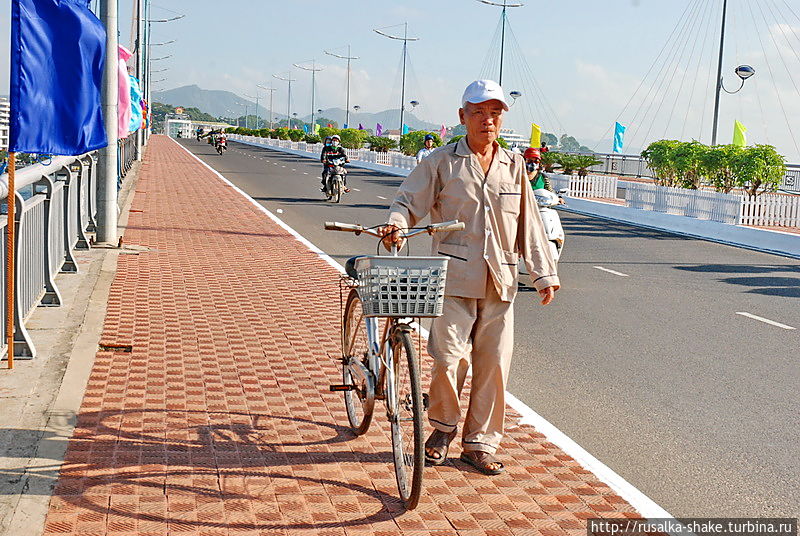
533, 188, 567, 262
215, 137, 227, 155
323, 156, 348, 203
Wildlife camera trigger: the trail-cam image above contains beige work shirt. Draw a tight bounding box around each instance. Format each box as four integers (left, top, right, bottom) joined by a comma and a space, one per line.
388, 137, 560, 302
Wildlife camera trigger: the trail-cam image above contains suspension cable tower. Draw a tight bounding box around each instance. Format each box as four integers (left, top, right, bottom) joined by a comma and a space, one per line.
478, 0, 524, 85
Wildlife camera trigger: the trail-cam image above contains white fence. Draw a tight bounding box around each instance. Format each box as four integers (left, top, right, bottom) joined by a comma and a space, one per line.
740, 193, 800, 227
549, 174, 618, 200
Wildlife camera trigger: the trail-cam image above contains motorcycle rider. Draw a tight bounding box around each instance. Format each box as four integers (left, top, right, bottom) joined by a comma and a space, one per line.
415, 134, 436, 163
320, 134, 350, 193
524, 147, 564, 203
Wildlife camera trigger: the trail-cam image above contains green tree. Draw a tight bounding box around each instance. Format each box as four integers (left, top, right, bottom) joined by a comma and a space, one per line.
318, 127, 339, 140
400, 131, 442, 156
496, 137, 509, 149
732, 144, 786, 197
557, 154, 578, 175
559, 134, 582, 153
641, 139, 681, 187
273, 127, 290, 140
447, 135, 464, 145
672, 140, 708, 189
287, 129, 305, 142
365, 136, 397, 152
542, 132, 558, 147
700, 144, 742, 193
572, 155, 603, 178
541, 151, 561, 172
338, 128, 368, 149
304, 134, 322, 144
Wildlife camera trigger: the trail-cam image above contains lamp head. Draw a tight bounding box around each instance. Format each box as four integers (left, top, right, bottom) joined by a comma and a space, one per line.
735, 65, 755, 80
409, 100, 419, 108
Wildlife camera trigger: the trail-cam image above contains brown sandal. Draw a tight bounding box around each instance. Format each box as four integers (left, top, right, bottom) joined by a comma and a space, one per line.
424, 428, 457, 465
459, 451, 505, 475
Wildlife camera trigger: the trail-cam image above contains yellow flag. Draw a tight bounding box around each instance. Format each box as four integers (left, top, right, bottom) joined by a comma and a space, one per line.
732, 120, 747, 147
529, 123, 541, 148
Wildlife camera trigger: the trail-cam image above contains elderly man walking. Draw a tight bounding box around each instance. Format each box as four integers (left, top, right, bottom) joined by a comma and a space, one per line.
380, 80, 560, 475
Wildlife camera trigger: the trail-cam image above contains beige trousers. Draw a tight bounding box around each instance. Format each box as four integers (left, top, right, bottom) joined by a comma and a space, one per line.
427, 277, 514, 454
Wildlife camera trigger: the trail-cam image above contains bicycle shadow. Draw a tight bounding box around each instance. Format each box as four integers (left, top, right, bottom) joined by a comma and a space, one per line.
20, 409, 413, 531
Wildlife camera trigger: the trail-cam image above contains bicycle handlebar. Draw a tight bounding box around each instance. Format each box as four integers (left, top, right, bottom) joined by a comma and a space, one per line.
324, 220, 464, 238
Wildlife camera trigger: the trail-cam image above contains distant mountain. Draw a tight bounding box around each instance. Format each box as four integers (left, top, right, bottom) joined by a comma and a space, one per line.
300, 108, 440, 132
153, 85, 268, 119
153, 84, 443, 131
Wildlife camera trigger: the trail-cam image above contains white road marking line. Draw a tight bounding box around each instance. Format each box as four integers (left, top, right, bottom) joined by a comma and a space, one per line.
352, 188, 360, 192
376, 195, 387, 200
276, 209, 284, 214
303, 172, 309, 175
174, 136, 671, 520
736, 312, 796, 330
291, 169, 296, 171
594, 266, 629, 277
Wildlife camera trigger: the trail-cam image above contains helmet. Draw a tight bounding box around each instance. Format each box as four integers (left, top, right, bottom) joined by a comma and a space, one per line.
523, 147, 541, 160
331, 134, 341, 141
424, 134, 435, 142
324, 136, 332, 145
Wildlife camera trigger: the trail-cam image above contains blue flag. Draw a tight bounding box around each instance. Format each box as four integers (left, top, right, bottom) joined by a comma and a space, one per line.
10, 0, 107, 155
402, 124, 410, 135
613, 122, 626, 154
302, 124, 309, 133
343, 123, 348, 129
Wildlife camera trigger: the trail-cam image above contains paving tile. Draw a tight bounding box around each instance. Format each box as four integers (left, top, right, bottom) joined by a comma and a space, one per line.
40, 137, 642, 535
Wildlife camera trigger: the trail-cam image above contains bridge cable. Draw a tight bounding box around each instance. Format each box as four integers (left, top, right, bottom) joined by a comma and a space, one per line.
681, 0, 716, 140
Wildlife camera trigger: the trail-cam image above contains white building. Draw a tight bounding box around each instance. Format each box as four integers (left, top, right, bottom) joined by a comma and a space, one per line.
499, 128, 528, 149
0, 98, 10, 151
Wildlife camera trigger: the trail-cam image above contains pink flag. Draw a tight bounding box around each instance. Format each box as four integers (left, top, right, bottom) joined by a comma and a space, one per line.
117, 45, 132, 139
439, 124, 447, 141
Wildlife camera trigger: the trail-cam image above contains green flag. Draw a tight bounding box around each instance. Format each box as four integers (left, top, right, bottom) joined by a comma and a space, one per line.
733, 120, 747, 147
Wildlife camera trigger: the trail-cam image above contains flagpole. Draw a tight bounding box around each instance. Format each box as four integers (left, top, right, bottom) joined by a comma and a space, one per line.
5, 152, 15, 369
98, 0, 119, 245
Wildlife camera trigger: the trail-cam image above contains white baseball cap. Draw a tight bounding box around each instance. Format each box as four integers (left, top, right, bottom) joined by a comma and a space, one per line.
461, 79, 509, 111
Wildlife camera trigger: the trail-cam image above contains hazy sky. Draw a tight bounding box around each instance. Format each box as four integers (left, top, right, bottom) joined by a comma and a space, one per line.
2, 0, 800, 159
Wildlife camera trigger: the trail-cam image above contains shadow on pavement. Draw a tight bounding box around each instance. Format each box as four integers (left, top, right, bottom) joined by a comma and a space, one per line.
5, 409, 409, 530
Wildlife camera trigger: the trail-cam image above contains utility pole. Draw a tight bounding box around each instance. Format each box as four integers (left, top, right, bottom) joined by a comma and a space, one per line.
98, 0, 119, 245
294, 60, 323, 133
478, 1, 524, 86
135, 0, 144, 158
258, 85, 277, 129
273, 72, 296, 129
374, 23, 419, 132
325, 46, 359, 128
710, 0, 728, 146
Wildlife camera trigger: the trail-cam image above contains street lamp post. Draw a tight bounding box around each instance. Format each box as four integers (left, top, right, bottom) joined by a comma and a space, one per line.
273, 72, 296, 130
374, 23, 419, 132
324, 46, 359, 128
293, 60, 323, 134
244, 93, 258, 129
257, 85, 277, 129
710, 0, 755, 146
477, 0, 524, 86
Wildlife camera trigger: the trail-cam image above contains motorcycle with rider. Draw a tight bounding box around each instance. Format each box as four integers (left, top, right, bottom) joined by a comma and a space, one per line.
320, 135, 350, 202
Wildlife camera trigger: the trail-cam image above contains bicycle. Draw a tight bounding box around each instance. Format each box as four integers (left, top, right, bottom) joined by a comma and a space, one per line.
325, 220, 465, 510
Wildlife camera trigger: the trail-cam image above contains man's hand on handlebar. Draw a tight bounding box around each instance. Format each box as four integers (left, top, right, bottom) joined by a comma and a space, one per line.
378, 224, 405, 252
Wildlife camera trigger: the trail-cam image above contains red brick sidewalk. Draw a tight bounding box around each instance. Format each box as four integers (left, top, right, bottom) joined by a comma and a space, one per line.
42, 136, 642, 536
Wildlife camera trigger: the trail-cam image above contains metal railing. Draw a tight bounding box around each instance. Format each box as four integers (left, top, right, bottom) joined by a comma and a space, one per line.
119, 134, 137, 179
0, 150, 111, 359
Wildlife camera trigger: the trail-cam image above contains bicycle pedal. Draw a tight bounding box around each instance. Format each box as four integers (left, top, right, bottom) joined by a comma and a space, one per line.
329, 384, 354, 392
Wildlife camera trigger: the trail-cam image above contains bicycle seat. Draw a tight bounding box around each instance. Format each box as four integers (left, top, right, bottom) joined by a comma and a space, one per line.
345, 256, 365, 280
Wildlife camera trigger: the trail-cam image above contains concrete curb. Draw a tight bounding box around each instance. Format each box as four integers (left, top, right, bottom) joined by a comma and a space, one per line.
232, 137, 800, 259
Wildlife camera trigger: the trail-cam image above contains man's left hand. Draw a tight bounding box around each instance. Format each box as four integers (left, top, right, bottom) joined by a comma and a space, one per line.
538, 286, 556, 305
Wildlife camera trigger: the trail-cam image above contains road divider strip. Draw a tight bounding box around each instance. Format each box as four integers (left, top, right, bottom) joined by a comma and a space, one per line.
174, 137, 672, 520
736, 312, 796, 330
594, 266, 630, 277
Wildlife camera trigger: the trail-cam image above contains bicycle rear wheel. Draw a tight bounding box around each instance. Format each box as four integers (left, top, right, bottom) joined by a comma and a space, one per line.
342, 289, 374, 435
388, 329, 424, 509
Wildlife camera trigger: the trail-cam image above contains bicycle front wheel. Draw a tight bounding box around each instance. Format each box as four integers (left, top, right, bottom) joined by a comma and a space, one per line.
388, 329, 424, 509
342, 289, 374, 435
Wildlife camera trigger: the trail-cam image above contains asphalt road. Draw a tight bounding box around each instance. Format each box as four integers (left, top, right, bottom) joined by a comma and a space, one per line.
179, 138, 799, 517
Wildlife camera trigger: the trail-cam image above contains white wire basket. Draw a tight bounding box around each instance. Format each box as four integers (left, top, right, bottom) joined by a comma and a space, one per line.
354, 256, 449, 318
